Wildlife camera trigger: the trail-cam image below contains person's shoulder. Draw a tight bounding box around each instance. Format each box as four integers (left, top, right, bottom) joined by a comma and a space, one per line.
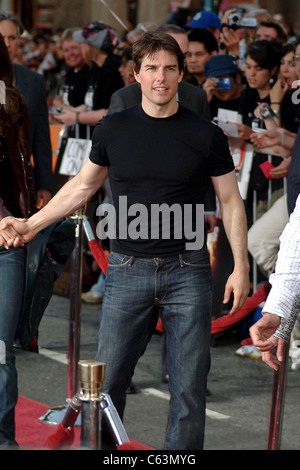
14, 63, 44, 82
112, 82, 141, 99
96, 105, 139, 131
107, 104, 139, 121
179, 80, 206, 97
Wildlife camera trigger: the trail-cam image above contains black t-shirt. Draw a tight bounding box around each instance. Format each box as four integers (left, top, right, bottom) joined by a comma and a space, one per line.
84, 55, 124, 111
59, 64, 90, 107
89, 104, 234, 257
280, 90, 300, 133
210, 95, 241, 120
238, 86, 282, 198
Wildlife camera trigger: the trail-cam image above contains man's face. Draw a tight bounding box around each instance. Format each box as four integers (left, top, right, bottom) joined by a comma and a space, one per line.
185, 41, 212, 78
255, 26, 278, 42
134, 49, 183, 114
0, 19, 19, 61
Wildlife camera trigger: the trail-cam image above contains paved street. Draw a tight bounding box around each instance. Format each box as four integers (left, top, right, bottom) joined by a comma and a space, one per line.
16, 291, 300, 453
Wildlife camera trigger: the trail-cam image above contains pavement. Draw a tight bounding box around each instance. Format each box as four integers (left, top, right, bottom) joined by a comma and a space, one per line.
15, 289, 300, 455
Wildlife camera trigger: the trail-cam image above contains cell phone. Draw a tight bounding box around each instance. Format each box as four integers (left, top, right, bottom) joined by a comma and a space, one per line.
49, 106, 63, 115
213, 77, 231, 90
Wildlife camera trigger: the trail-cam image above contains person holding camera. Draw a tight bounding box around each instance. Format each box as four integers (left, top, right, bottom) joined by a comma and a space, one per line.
202, 54, 244, 116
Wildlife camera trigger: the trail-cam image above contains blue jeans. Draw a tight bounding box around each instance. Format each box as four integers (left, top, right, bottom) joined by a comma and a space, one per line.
95, 249, 212, 450
0, 246, 26, 446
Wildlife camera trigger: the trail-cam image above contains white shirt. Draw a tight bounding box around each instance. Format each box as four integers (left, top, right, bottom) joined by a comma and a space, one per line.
262, 194, 300, 321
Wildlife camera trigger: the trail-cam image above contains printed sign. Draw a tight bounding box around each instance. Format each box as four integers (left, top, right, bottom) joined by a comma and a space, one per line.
59, 138, 92, 176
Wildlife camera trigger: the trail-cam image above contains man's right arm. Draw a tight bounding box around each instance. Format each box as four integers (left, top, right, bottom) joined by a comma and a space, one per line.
0, 159, 108, 247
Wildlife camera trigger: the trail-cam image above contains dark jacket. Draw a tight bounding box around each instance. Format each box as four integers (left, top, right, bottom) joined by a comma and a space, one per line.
14, 64, 53, 192
0, 98, 36, 220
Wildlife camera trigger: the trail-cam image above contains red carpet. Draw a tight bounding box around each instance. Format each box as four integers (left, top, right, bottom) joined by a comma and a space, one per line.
15, 396, 153, 450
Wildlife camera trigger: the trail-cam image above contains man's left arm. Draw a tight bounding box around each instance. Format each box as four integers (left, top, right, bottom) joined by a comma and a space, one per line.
211, 170, 250, 314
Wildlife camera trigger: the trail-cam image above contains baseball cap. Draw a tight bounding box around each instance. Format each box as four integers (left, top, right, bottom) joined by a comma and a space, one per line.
205, 55, 240, 77
73, 21, 121, 51
185, 10, 221, 30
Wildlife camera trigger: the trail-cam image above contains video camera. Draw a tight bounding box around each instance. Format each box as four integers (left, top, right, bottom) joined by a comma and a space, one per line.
227, 9, 257, 30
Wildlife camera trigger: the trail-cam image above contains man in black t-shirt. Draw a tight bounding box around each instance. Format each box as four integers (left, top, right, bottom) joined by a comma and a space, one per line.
0, 32, 249, 450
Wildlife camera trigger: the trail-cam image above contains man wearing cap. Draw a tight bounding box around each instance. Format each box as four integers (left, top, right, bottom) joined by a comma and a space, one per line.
203, 54, 244, 118
184, 10, 222, 42
53, 21, 124, 129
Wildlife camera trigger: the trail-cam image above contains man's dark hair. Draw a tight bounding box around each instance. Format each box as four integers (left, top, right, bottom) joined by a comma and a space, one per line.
132, 31, 185, 74
0, 10, 24, 36
187, 28, 218, 54
255, 20, 288, 44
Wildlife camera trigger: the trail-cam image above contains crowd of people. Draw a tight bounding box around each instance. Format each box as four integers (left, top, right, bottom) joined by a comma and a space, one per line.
0, 3, 300, 451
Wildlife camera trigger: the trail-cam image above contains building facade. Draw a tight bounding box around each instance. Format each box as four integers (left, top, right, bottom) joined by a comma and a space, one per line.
0, 0, 299, 37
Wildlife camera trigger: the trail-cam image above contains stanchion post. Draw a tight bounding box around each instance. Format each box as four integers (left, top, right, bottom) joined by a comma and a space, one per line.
39, 206, 85, 425
267, 294, 300, 450
267, 341, 289, 450
78, 360, 106, 450
67, 207, 85, 399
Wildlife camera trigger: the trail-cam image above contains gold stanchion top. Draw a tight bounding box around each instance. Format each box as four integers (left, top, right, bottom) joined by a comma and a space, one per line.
78, 360, 106, 399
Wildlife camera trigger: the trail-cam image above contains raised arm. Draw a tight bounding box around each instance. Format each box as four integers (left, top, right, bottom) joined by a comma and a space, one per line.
211, 170, 250, 314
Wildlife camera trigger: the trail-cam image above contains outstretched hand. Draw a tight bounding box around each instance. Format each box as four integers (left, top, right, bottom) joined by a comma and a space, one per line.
0, 216, 34, 249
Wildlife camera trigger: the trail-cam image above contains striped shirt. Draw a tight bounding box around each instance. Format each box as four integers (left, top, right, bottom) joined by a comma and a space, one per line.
262, 194, 300, 321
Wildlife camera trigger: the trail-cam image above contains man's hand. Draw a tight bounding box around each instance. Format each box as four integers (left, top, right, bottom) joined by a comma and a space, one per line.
250, 313, 285, 370
205, 213, 217, 233
0, 217, 34, 248
223, 268, 249, 315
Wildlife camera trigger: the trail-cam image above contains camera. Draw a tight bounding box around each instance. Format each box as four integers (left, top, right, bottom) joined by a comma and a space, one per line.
227, 9, 257, 30
49, 106, 63, 115
260, 106, 276, 119
213, 77, 231, 90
